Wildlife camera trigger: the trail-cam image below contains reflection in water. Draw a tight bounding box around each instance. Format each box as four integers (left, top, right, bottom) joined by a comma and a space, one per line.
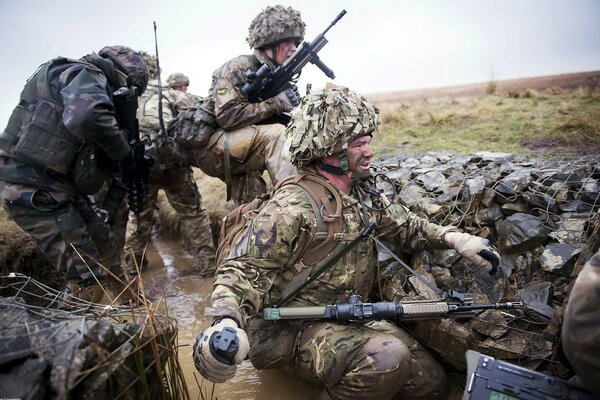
141, 238, 321, 400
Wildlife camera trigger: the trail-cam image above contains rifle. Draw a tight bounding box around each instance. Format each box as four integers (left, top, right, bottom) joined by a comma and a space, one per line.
241, 9, 347, 125
109, 86, 153, 223
262, 294, 523, 322
463, 350, 595, 400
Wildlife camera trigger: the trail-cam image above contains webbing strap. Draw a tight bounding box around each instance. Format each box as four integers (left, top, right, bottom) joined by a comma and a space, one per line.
223, 133, 232, 200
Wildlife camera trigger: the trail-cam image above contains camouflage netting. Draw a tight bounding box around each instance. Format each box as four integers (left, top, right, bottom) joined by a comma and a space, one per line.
374, 151, 600, 378
0, 275, 185, 399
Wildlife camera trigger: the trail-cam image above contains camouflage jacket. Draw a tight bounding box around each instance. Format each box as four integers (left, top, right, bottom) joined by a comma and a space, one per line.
201, 50, 284, 130
0, 56, 130, 191
206, 170, 453, 326
138, 79, 200, 166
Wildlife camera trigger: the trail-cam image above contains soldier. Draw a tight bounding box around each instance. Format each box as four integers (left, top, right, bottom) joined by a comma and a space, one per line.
123, 54, 216, 275
192, 84, 501, 399
562, 249, 600, 397
0, 45, 148, 303
166, 72, 190, 92
172, 4, 303, 204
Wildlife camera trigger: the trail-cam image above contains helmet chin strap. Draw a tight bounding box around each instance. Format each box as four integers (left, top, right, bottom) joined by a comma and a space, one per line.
317, 152, 371, 182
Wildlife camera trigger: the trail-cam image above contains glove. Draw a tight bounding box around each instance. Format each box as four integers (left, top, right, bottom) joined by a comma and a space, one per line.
116, 149, 137, 184
272, 85, 301, 113
443, 231, 500, 274
192, 318, 249, 383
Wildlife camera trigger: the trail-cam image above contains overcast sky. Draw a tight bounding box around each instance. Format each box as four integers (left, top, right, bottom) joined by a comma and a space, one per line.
1, 0, 599, 127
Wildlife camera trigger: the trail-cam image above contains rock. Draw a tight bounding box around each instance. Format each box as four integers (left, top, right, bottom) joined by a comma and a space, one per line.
519, 281, 555, 322
540, 243, 577, 276
496, 213, 549, 253
470, 310, 509, 339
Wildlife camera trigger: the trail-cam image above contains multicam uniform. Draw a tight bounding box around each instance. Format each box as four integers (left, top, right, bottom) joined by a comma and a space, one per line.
562, 248, 600, 397
123, 80, 216, 272
175, 50, 296, 204
0, 54, 134, 287
206, 168, 452, 400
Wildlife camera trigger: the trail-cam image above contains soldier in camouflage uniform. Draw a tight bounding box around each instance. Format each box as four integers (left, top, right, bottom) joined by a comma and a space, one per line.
192, 84, 501, 399
0, 46, 149, 303
123, 54, 216, 275
562, 247, 600, 397
172, 5, 303, 204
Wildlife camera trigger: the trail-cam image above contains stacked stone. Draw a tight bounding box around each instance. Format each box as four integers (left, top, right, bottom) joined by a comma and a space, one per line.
374, 151, 599, 376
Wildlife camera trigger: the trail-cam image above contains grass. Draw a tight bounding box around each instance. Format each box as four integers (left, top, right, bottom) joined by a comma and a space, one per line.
371, 86, 600, 158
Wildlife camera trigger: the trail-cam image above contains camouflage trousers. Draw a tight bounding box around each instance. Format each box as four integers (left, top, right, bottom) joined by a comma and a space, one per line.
175, 124, 296, 204
562, 248, 600, 398
0, 182, 121, 285
287, 320, 448, 400
123, 165, 215, 272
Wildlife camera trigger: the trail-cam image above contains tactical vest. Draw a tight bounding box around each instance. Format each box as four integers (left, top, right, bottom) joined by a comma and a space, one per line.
0, 57, 89, 175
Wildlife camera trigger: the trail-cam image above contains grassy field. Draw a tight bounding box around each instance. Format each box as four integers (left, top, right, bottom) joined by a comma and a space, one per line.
370, 85, 600, 157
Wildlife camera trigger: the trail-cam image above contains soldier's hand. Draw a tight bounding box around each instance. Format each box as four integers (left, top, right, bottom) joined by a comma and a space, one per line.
273, 85, 301, 113
443, 232, 500, 274
192, 318, 249, 383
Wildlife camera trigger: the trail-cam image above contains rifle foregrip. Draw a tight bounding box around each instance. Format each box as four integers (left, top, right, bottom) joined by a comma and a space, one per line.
399, 303, 450, 319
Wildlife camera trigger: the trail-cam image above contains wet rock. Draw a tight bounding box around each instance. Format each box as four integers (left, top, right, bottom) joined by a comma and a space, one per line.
397, 183, 425, 207
475, 203, 504, 225
495, 169, 533, 197
415, 170, 447, 192
496, 213, 549, 253
469, 310, 509, 339
519, 281, 555, 323
500, 200, 528, 215
540, 243, 577, 276
549, 213, 589, 249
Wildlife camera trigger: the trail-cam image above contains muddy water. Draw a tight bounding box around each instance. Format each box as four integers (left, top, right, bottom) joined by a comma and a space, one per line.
141, 238, 321, 400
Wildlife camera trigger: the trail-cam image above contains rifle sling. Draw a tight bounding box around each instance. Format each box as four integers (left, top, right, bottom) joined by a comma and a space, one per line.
369, 234, 444, 297
223, 133, 232, 201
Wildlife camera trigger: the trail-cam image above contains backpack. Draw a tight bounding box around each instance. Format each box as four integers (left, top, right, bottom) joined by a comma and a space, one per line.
215, 172, 343, 268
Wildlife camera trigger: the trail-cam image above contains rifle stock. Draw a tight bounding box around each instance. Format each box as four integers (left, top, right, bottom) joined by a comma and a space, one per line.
263, 294, 523, 322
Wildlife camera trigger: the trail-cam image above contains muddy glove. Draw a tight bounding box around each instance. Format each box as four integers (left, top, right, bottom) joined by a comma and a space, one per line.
272, 85, 301, 113
192, 318, 249, 383
443, 232, 500, 274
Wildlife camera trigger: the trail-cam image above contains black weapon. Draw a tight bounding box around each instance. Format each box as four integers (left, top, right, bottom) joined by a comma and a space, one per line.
263, 294, 523, 322
111, 86, 153, 222
241, 9, 347, 125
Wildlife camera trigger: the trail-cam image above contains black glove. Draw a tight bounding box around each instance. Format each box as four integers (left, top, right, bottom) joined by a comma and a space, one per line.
273, 85, 301, 113
116, 150, 137, 184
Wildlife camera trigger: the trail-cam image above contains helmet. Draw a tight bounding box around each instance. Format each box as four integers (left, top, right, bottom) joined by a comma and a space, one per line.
286, 83, 380, 168
98, 45, 149, 94
139, 50, 158, 80
246, 5, 305, 49
166, 73, 190, 89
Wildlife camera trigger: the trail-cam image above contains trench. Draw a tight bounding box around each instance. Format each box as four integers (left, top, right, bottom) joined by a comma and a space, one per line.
141, 237, 321, 400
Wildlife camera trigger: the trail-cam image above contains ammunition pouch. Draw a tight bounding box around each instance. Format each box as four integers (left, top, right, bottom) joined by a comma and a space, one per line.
246, 317, 300, 370
72, 143, 109, 194
10, 99, 80, 175
170, 107, 217, 149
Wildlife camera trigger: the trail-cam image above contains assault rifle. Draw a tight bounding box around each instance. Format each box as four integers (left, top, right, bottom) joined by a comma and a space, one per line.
108, 86, 153, 223
463, 350, 595, 400
241, 9, 347, 125
262, 294, 523, 322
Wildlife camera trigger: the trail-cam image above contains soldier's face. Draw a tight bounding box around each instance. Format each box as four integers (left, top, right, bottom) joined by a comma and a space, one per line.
274, 39, 298, 65
345, 136, 374, 174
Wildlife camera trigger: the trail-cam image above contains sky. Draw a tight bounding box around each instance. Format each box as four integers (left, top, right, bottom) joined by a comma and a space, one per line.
0, 0, 599, 127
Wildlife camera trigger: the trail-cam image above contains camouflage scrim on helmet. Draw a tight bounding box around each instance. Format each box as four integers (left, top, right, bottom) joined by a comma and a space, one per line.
98, 45, 149, 94
166, 72, 190, 88
286, 83, 381, 168
246, 5, 305, 49
139, 50, 158, 80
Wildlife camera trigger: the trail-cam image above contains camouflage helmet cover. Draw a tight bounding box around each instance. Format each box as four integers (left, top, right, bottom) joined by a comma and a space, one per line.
286, 83, 380, 168
98, 45, 149, 93
139, 50, 158, 80
246, 5, 306, 49
166, 73, 190, 88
